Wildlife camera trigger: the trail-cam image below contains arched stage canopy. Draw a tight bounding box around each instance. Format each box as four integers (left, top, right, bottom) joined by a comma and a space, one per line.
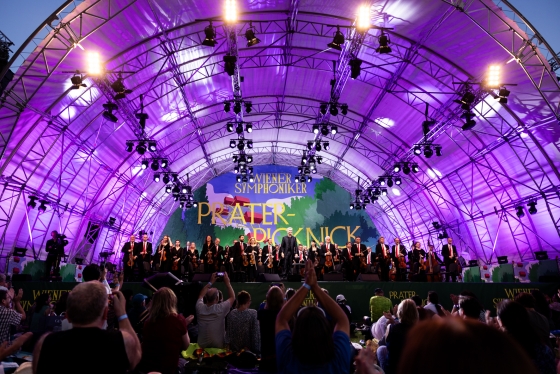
0, 0, 559, 266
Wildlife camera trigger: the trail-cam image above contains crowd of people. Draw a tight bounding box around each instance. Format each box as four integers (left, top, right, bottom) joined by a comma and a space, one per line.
0, 262, 559, 373
121, 231, 461, 283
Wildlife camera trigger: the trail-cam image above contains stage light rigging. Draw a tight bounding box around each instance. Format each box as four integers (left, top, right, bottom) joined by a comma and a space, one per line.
201, 22, 217, 47
102, 102, 118, 123
327, 26, 345, 51
245, 23, 261, 47
70, 74, 87, 89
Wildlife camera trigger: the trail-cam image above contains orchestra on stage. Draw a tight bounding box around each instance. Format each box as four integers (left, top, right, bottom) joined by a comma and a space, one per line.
120, 229, 462, 283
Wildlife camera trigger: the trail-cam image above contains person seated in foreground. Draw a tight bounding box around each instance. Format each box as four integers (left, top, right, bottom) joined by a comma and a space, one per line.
136, 287, 194, 374
275, 260, 352, 373
369, 288, 392, 322
226, 290, 260, 354
196, 272, 235, 349
33, 281, 141, 374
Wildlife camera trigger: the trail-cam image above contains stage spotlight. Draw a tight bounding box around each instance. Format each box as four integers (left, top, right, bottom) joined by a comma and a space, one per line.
357, 5, 370, 30
329, 105, 338, 116
86, 51, 102, 75
379, 178, 386, 186
423, 146, 433, 158
395, 177, 402, 185
229, 139, 236, 148
432, 221, 441, 229
349, 203, 355, 210
235, 123, 243, 134
498, 87, 510, 104
461, 112, 476, 131
247, 140, 253, 149
413, 145, 422, 155
233, 101, 242, 114
381, 189, 388, 196
312, 124, 319, 134
38, 200, 49, 213
487, 65, 501, 88
527, 201, 537, 215
349, 58, 362, 79
247, 155, 253, 163
150, 160, 159, 171
320, 103, 328, 115
402, 163, 411, 175
242, 176, 248, 183
153, 173, 160, 182
412, 164, 419, 173
70, 74, 87, 89
244, 102, 253, 114
237, 140, 245, 150
321, 125, 329, 136
179, 202, 185, 209
136, 142, 147, 155
173, 174, 179, 183
233, 155, 238, 163
307, 176, 312, 183
163, 174, 170, 184
309, 162, 316, 171
223, 55, 237, 76
363, 196, 370, 204
435, 145, 442, 157
323, 142, 330, 151
148, 141, 157, 152
111, 76, 132, 100
458, 92, 475, 111
340, 104, 348, 115
315, 142, 322, 152
393, 164, 401, 173
141, 160, 149, 170
387, 178, 394, 187
245, 24, 261, 47
245, 123, 253, 132
331, 125, 338, 135
227, 123, 235, 132
301, 156, 308, 165
125, 141, 134, 152
165, 185, 172, 194
311, 168, 317, 174
236, 175, 242, 183
181, 185, 188, 194
202, 22, 217, 47
307, 142, 313, 150
27, 196, 38, 209
327, 26, 345, 50
515, 205, 525, 218
295, 176, 300, 183
102, 102, 118, 123
224, 102, 231, 112
317, 156, 323, 164
224, 0, 237, 23
376, 31, 392, 54
193, 201, 198, 208
161, 159, 169, 168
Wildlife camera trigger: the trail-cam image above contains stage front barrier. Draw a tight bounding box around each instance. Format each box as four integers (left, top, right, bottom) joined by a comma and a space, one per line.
12, 281, 556, 323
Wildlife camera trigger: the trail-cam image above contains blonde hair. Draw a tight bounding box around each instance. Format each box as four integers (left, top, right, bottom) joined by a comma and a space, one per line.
397, 299, 419, 325
249, 237, 257, 246
148, 287, 177, 321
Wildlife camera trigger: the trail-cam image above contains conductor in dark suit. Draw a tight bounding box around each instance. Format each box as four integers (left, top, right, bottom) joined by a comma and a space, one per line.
441, 237, 459, 282
280, 227, 298, 276
122, 234, 138, 282
375, 236, 390, 281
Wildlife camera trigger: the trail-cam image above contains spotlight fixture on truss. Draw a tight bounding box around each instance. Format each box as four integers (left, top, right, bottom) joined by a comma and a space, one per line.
201, 21, 217, 47
70, 73, 87, 89
27, 196, 39, 209
327, 26, 345, 51
245, 22, 261, 47
411, 143, 442, 158
376, 31, 392, 54
125, 139, 158, 155
111, 73, 133, 100
102, 102, 118, 123
349, 58, 362, 79
461, 111, 476, 131
223, 55, 237, 76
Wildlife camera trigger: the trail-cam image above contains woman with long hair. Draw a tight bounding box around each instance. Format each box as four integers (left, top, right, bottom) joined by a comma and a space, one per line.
201, 235, 215, 274
136, 287, 194, 374
258, 286, 284, 372
246, 237, 259, 281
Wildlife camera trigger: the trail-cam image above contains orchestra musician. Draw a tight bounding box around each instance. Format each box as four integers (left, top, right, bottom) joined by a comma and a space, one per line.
274, 244, 282, 275
425, 244, 443, 282
217, 243, 234, 276
375, 237, 391, 281
245, 237, 259, 281
293, 243, 306, 276
352, 237, 367, 279
280, 227, 298, 277
233, 235, 247, 272
137, 234, 152, 279
121, 234, 138, 282
185, 242, 199, 279
45, 231, 65, 279
341, 242, 354, 281
441, 237, 459, 282
308, 240, 321, 278
364, 246, 375, 274
261, 238, 275, 274
391, 238, 407, 282
409, 241, 426, 279
171, 240, 184, 278
320, 236, 336, 275
156, 236, 172, 273
200, 235, 216, 274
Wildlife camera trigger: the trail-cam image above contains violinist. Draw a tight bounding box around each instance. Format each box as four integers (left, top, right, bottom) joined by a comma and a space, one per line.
409, 241, 426, 279
200, 235, 216, 274
245, 237, 259, 281
364, 246, 375, 274
233, 235, 247, 271
155, 236, 171, 273
352, 237, 367, 278
391, 238, 407, 282
320, 236, 336, 275
262, 238, 275, 274
375, 237, 390, 281
186, 242, 199, 278
274, 244, 282, 274
121, 234, 138, 282
171, 240, 184, 278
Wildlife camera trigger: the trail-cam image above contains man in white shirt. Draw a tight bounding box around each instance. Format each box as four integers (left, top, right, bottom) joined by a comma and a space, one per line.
196, 272, 235, 349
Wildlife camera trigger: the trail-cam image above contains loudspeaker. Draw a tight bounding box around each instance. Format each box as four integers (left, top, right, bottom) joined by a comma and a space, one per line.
191, 273, 212, 282
287, 274, 301, 282
322, 272, 344, 281
11, 274, 32, 282
356, 273, 380, 282
257, 273, 281, 282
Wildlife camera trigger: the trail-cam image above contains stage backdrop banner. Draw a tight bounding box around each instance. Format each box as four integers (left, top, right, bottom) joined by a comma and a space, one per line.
12, 281, 556, 321
162, 165, 380, 248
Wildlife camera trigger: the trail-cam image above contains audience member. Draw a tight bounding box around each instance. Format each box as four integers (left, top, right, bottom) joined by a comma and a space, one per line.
54, 292, 69, 316
128, 293, 148, 333
424, 291, 446, 317
285, 288, 295, 301
369, 288, 392, 322
377, 299, 419, 374
398, 318, 539, 374
275, 260, 351, 373
122, 289, 134, 312
496, 300, 555, 374
196, 272, 235, 349
411, 295, 434, 321
458, 297, 482, 320
136, 287, 193, 374
0, 288, 25, 344
226, 290, 260, 353
29, 293, 52, 334
33, 281, 141, 374
531, 289, 554, 329
336, 294, 352, 323
82, 264, 102, 282
257, 286, 284, 372
0, 274, 7, 290
515, 292, 550, 344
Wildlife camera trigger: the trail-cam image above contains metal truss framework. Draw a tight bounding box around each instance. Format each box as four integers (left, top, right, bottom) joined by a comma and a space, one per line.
0, 2, 558, 263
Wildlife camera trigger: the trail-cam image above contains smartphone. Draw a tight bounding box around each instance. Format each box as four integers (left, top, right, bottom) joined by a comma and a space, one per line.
216, 272, 225, 277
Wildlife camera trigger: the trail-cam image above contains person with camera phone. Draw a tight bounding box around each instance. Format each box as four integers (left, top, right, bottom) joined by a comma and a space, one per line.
44, 230, 67, 278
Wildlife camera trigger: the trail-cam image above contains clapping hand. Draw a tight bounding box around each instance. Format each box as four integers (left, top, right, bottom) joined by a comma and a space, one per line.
304, 260, 317, 287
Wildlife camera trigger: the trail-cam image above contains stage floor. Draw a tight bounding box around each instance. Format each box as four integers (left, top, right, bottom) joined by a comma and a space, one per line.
12, 280, 556, 322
